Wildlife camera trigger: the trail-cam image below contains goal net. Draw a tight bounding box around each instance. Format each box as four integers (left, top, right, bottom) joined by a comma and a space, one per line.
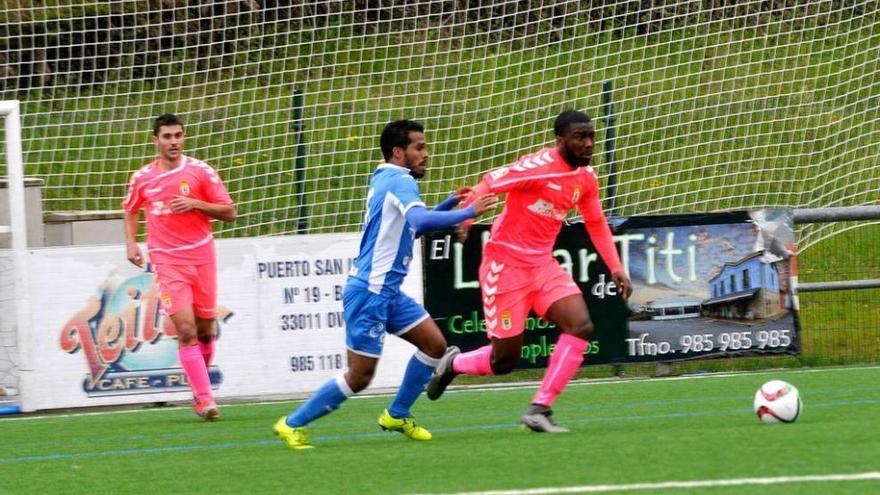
1, 2, 878, 241
1, 2, 879, 402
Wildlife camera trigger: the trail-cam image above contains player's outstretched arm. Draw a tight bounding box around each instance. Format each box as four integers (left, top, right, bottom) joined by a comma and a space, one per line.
167, 196, 237, 222
454, 180, 493, 242
433, 187, 472, 211
578, 189, 632, 300
406, 195, 497, 236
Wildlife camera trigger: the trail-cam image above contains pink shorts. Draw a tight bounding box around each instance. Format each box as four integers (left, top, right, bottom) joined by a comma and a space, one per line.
154, 262, 217, 319
479, 257, 582, 339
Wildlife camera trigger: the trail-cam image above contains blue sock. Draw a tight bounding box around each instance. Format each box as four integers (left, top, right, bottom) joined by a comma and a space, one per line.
388, 351, 441, 419
286, 376, 353, 427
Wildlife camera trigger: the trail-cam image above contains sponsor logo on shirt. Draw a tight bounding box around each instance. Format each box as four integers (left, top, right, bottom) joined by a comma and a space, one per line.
546, 182, 562, 191
150, 200, 170, 216
527, 199, 568, 221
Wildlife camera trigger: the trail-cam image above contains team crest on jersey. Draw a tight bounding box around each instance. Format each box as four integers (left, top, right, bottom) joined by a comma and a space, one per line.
161, 291, 173, 309
501, 310, 512, 330
179, 180, 190, 196
572, 187, 580, 203
368, 322, 386, 339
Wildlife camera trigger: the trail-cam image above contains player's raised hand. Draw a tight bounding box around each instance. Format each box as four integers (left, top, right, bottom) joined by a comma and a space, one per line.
167, 195, 201, 213
612, 270, 633, 301
471, 194, 499, 216
453, 186, 473, 204
126, 242, 144, 267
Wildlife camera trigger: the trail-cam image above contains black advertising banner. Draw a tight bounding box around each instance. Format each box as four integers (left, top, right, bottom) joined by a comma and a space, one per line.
422, 209, 800, 368
422, 223, 628, 368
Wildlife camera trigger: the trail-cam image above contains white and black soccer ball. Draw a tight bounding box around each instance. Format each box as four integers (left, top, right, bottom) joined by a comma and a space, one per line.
753, 380, 802, 423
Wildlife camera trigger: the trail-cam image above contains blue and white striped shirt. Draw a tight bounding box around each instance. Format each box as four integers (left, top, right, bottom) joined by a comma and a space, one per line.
348, 164, 425, 295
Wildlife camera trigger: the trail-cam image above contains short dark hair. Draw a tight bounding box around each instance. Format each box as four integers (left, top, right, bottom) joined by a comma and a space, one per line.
380, 120, 424, 161
554, 110, 591, 136
153, 113, 185, 136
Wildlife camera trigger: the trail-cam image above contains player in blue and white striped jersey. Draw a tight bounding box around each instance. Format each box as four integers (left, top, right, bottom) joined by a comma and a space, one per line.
274, 120, 497, 449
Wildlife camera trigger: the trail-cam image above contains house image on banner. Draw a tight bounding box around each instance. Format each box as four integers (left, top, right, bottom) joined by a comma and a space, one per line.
703, 250, 788, 320
645, 295, 704, 320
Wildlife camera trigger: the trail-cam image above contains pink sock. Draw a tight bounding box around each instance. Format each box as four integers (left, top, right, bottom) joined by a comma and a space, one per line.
198, 339, 215, 367
532, 334, 587, 407
452, 345, 495, 376
179, 344, 213, 403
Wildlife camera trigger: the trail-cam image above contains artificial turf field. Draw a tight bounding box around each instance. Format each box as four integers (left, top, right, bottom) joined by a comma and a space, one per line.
1, 366, 878, 495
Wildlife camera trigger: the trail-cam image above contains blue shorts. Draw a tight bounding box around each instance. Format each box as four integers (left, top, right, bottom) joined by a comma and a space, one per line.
343, 284, 429, 358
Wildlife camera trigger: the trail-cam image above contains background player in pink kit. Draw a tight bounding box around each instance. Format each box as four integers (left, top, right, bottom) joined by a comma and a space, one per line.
123, 114, 237, 421
427, 110, 633, 432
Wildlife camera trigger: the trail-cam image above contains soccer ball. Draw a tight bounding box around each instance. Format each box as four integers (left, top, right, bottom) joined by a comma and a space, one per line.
753, 380, 802, 423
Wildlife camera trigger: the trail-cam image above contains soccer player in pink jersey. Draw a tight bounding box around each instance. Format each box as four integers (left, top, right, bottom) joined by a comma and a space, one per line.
426, 110, 632, 432
122, 114, 237, 421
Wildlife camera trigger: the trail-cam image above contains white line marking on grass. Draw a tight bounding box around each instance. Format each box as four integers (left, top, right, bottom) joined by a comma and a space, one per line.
445, 364, 880, 395
408, 472, 880, 495
446, 366, 880, 393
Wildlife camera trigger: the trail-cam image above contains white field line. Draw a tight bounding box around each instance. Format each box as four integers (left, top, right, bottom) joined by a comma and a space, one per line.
407, 472, 880, 495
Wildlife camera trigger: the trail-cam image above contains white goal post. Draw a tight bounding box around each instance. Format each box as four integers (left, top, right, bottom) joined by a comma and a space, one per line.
1, 100, 33, 413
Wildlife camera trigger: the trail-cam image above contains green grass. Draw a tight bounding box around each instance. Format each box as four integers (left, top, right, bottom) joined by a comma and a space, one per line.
1, 366, 878, 494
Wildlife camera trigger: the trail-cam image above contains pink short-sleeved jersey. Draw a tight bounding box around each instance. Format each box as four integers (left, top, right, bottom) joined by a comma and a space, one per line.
481, 147, 623, 273
122, 155, 233, 265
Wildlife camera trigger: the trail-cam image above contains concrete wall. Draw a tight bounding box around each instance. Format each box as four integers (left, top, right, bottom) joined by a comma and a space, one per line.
0, 178, 44, 248
1, 178, 124, 248
44, 211, 125, 246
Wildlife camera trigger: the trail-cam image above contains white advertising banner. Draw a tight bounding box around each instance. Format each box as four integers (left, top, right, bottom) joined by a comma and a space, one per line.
22, 234, 422, 411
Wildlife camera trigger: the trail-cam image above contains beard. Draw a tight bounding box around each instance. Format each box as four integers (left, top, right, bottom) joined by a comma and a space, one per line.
561, 146, 591, 167
405, 155, 425, 178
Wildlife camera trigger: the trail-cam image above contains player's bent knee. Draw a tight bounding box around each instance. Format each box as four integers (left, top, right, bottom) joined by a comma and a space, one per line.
582, 320, 595, 339
345, 371, 374, 393
422, 339, 447, 359
562, 320, 593, 341
491, 355, 519, 375
176, 324, 199, 346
